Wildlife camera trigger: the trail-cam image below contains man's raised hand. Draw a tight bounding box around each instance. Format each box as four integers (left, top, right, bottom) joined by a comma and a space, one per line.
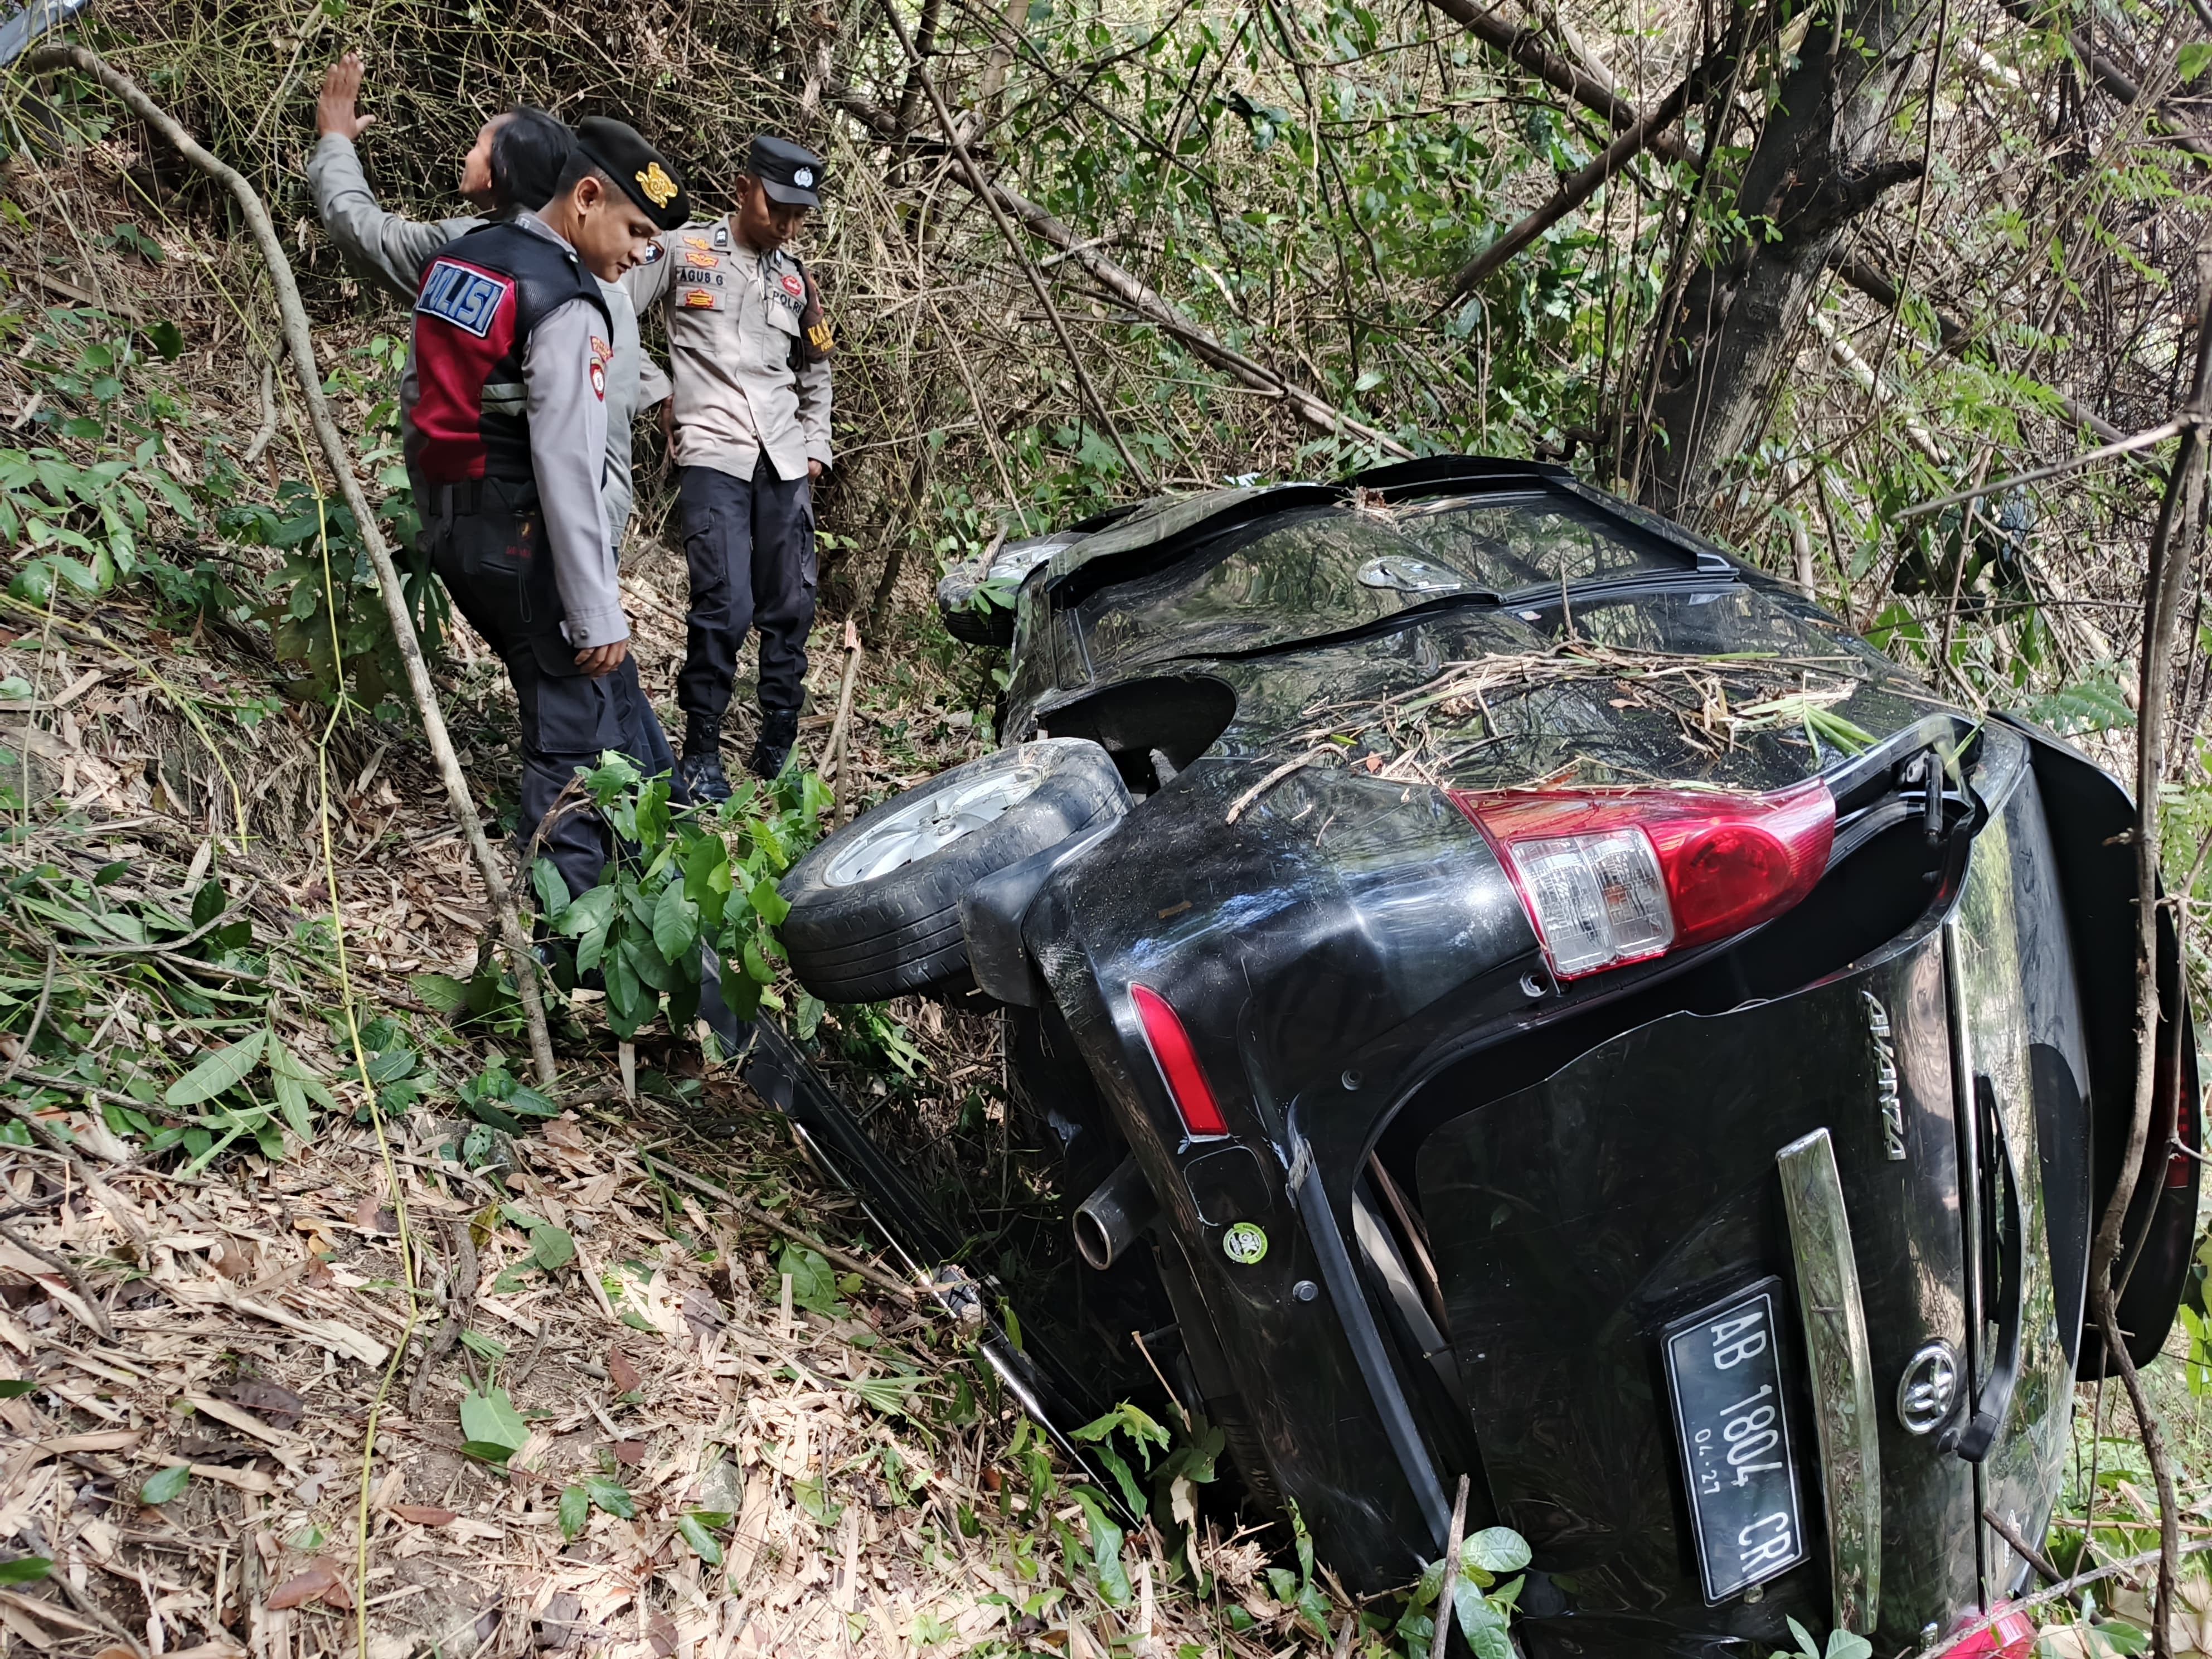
316, 52, 378, 141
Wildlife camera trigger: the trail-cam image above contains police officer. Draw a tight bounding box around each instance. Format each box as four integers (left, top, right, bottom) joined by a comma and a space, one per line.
309, 55, 668, 557
627, 134, 833, 801
405, 118, 688, 905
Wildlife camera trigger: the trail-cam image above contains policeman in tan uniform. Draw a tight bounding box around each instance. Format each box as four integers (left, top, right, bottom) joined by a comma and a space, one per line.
627, 135, 833, 800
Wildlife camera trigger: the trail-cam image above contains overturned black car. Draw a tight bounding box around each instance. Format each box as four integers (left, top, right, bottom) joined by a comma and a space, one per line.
767, 458, 2201, 1656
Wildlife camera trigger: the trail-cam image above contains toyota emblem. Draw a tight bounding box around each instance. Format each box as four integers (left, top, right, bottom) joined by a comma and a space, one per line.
1898, 1341, 1961, 1435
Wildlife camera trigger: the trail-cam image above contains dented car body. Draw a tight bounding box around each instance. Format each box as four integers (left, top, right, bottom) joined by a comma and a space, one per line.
777, 457, 2200, 1656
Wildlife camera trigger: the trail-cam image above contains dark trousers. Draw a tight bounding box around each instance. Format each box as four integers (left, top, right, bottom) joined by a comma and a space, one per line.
676, 456, 816, 741
425, 479, 682, 903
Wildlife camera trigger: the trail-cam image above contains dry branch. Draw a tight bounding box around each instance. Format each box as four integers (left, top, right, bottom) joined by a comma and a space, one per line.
876, 3, 1152, 487
1449, 67, 1701, 297
1416, 0, 1694, 162
826, 80, 1415, 459
2089, 235, 2212, 1659
21, 43, 559, 1088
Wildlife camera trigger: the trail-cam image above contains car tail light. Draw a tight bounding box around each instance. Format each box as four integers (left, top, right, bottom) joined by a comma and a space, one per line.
2167, 1048, 2199, 1189
1451, 782, 1836, 979
1928, 1604, 2035, 1658
1131, 985, 1229, 1138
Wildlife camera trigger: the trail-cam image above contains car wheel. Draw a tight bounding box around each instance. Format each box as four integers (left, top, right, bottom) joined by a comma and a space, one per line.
778, 738, 1129, 1002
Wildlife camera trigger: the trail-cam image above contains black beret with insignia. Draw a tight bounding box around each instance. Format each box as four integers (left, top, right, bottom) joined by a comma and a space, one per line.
748, 134, 824, 207
575, 115, 690, 232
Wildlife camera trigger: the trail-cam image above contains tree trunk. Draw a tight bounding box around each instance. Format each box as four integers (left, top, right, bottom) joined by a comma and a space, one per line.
1638, 0, 1931, 520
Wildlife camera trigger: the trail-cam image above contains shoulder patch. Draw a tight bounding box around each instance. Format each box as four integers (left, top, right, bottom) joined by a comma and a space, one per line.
642, 240, 666, 265
590, 334, 613, 366
417, 259, 512, 338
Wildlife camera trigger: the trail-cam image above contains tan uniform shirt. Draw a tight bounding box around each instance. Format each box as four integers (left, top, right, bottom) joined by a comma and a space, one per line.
624, 219, 832, 485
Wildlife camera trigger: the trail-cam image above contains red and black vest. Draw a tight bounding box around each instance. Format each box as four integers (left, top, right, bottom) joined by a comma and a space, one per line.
409, 221, 610, 486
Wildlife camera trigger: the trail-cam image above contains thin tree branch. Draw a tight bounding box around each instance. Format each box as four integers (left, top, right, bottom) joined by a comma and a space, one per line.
875, 1, 1154, 488
1416, 0, 1694, 162
25, 43, 559, 1088
1449, 66, 1701, 297
827, 80, 1414, 457
2088, 233, 2212, 1659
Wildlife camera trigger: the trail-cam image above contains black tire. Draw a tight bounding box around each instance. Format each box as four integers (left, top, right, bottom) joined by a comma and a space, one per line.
778, 739, 1129, 1002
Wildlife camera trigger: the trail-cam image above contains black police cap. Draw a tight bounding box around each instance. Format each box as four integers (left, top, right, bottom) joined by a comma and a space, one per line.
575, 116, 689, 231
748, 134, 824, 207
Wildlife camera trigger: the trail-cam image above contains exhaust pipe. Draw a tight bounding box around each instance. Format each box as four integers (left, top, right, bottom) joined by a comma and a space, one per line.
1074, 1156, 1160, 1270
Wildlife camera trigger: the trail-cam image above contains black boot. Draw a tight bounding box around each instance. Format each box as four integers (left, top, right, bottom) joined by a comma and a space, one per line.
750, 706, 799, 779
678, 720, 733, 805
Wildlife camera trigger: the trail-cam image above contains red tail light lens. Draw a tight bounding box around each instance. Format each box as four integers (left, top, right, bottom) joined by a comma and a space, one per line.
1451, 782, 1836, 979
1930, 1604, 2034, 1658
1130, 984, 1229, 1139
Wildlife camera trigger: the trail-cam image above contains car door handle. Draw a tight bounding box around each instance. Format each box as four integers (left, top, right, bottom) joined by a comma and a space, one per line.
1957, 1074, 2024, 1463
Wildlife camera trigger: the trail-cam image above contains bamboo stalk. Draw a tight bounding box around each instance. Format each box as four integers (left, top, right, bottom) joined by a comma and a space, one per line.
22, 43, 559, 1089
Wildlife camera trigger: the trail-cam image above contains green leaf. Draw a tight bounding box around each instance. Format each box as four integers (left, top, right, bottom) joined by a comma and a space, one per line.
1463, 1526, 1531, 1575
559, 1484, 589, 1541
146, 320, 185, 360
164, 1030, 266, 1107
652, 879, 698, 960
0, 1558, 51, 1584
411, 972, 471, 1013
774, 1243, 845, 1316
746, 877, 790, 926
531, 1225, 576, 1272
458, 1386, 529, 1452
459, 1440, 520, 1465
0, 1380, 35, 1398
1088, 1440, 1146, 1517
532, 857, 572, 926
1452, 1583, 1515, 1659
2180, 40, 2212, 81
139, 1464, 191, 1505
676, 1513, 724, 1565
583, 1476, 634, 1520
559, 884, 617, 940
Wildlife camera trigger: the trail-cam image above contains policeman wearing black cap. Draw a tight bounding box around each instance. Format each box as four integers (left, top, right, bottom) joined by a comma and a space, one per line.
406, 117, 691, 905
627, 133, 835, 801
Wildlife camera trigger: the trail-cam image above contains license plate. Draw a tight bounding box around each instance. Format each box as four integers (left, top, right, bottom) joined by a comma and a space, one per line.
1662, 1279, 1808, 1603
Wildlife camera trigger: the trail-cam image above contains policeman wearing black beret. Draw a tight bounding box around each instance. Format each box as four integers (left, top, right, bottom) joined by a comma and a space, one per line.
626, 133, 835, 800
406, 117, 692, 906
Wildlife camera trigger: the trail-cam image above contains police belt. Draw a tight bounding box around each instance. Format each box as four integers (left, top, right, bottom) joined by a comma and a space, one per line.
425, 476, 536, 518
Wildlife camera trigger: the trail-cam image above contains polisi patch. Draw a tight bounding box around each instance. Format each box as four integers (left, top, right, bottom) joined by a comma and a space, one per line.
417, 259, 511, 339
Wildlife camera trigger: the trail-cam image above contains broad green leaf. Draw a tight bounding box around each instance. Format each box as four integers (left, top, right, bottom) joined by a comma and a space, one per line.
583, 1476, 634, 1520
746, 877, 789, 925
774, 1243, 844, 1316
0, 1380, 33, 1398
459, 1440, 519, 1465
532, 857, 572, 925
271, 1069, 312, 1139
411, 973, 471, 1013
164, 1030, 266, 1107
559, 1484, 589, 1540
139, 1464, 190, 1505
559, 885, 617, 939
676, 1513, 723, 1565
652, 880, 698, 960
1452, 1583, 1514, 1659
1464, 1526, 1531, 1574
0, 1557, 50, 1584
531, 1225, 576, 1272
458, 1386, 529, 1452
